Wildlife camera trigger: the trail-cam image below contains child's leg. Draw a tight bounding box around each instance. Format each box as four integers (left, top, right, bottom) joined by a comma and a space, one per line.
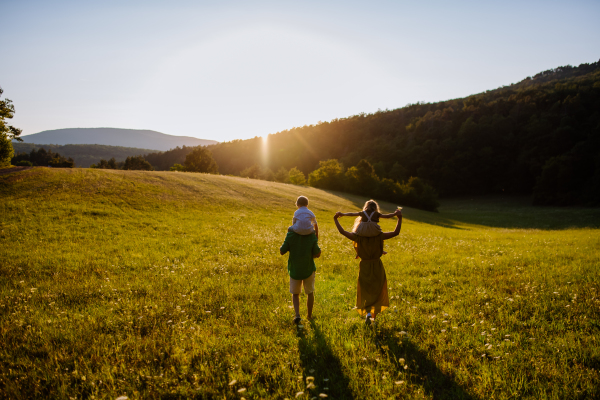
292, 294, 300, 319
306, 293, 314, 319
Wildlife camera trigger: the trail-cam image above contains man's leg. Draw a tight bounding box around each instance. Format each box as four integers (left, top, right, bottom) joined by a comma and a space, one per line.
292, 294, 301, 320
306, 293, 314, 320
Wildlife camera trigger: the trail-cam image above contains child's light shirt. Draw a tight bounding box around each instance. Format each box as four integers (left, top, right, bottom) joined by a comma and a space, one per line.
291, 206, 317, 235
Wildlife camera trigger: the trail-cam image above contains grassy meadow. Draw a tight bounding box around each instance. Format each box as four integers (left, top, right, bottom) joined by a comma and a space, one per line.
1, 167, 599, 399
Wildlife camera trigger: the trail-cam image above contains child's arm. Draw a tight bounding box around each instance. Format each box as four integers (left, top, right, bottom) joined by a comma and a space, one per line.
337, 212, 361, 217
380, 212, 396, 219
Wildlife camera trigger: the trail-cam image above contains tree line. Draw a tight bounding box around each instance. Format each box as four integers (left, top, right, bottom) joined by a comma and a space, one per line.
92, 147, 218, 174
11, 148, 75, 168
207, 60, 600, 206
11, 143, 159, 168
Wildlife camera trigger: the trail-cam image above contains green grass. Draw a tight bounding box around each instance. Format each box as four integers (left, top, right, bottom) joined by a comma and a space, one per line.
1, 167, 599, 399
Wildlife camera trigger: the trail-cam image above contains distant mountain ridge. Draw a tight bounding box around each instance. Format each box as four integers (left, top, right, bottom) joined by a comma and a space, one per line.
19, 128, 218, 151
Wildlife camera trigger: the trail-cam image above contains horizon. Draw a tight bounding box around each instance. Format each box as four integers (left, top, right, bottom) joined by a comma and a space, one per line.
3, 0, 600, 142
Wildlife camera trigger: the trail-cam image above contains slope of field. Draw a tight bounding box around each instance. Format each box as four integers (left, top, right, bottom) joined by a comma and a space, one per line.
0, 168, 599, 399
18, 128, 218, 151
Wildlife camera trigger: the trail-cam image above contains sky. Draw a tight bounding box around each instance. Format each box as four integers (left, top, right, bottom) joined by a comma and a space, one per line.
2, 0, 599, 142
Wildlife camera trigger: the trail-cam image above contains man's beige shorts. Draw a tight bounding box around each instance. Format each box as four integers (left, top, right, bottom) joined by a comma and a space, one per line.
289, 272, 315, 295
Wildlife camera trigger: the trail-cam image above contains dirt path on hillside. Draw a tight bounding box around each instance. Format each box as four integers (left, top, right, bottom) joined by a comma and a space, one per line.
0, 166, 33, 176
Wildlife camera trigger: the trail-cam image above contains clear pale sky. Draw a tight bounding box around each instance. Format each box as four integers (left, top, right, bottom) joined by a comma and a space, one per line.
2, 0, 599, 142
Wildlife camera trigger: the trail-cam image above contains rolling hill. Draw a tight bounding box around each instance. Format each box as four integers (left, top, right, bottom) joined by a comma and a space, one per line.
208, 59, 600, 206
18, 127, 218, 151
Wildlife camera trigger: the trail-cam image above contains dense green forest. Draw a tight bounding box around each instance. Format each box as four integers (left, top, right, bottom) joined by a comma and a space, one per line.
11, 143, 157, 167
208, 60, 600, 206
143, 146, 194, 171
11, 147, 74, 168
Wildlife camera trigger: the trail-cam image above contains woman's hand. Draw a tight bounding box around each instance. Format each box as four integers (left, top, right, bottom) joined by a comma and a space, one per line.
395, 209, 403, 218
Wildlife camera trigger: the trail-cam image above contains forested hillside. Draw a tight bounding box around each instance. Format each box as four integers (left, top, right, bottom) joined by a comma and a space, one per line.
18, 128, 218, 151
209, 60, 600, 205
12, 143, 158, 167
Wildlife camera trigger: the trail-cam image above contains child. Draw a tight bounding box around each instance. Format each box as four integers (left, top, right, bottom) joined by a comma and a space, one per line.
280, 211, 322, 324
288, 195, 319, 239
337, 200, 397, 258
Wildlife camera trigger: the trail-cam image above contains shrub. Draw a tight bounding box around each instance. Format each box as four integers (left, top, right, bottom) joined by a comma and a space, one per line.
308, 159, 344, 190
15, 160, 33, 167
288, 167, 306, 185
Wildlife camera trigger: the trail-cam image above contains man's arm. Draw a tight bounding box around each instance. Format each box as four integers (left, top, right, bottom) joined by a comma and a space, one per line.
314, 222, 319, 239
334, 212, 358, 241
382, 209, 403, 240
312, 236, 322, 258
280, 233, 290, 255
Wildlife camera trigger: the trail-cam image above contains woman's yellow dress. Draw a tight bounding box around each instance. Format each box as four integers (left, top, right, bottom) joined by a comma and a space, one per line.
353, 234, 389, 317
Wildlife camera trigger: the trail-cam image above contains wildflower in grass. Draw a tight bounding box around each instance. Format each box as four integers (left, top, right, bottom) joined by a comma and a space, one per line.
237, 388, 246, 393
309, 369, 315, 373
306, 376, 314, 382
296, 392, 304, 398
395, 381, 405, 385
323, 378, 329, 382
297, 324, 304, 329
307, 382, 315, 389
229, 379, 237, 386
399, 358, 405, 364
115, 396, 129, 400
319, 394, 328, 398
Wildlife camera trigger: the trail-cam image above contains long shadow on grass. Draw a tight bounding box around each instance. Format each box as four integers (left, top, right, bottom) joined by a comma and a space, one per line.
296, 320, 355, 400
372, 326, 479, 400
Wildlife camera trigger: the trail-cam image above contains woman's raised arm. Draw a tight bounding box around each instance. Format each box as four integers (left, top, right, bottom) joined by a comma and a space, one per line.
382, 209, 403, 240
334, 212, 358, 241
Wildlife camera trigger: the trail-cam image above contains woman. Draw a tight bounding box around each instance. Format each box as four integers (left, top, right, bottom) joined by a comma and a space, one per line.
334, 207, 403, 324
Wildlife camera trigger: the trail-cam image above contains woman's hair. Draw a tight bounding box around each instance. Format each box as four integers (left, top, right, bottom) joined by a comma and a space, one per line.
352, 200, 380, 232
363, 200, 380, 214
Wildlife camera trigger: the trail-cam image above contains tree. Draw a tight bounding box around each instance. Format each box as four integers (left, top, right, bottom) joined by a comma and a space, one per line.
388, 162, 408, 183
240, 164, 261, 179
288, 167, 306, 185
0, 87, 23, 167
344, 159, 379, 195
170, 163, 185, 172
308, 159, 344, 190
123, 155, 153, 171
274, 167, 290, 183
184, 146, 218, 173
91, 157, 119, 169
